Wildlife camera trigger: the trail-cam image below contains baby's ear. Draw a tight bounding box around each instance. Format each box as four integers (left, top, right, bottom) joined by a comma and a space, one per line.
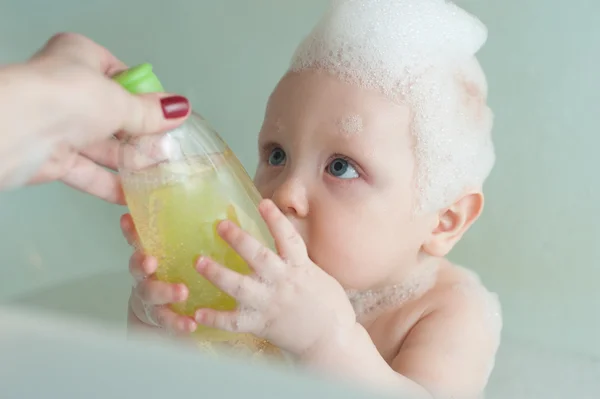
422, 191, 484, 257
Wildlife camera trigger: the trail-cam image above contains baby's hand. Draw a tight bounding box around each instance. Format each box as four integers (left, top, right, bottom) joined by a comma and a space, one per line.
192, 199, 357, 356
120, 214, 197, 335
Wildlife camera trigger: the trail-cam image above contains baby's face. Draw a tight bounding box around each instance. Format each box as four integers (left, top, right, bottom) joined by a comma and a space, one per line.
254, 70, 435, 291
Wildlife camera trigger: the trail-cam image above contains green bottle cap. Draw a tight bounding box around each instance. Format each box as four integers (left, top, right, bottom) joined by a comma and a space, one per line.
112, 63, 165, 94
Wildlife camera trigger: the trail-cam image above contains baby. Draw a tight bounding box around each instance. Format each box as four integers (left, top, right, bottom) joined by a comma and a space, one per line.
123, 1, 502, 398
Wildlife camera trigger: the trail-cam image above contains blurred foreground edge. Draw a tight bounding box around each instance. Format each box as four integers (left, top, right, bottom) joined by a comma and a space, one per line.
0, 305, 389, 399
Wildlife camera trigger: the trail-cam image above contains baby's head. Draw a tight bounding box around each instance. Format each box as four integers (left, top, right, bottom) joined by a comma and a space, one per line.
253, 0, 495, 291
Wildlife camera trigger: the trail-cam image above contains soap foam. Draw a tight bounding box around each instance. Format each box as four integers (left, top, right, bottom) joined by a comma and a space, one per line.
338, 114, 364, 136
451, 265, 503, 380
289, 0, 495, 211
236, 305, 262, 332
451, 265, 503, 337
346, 259, 439, 320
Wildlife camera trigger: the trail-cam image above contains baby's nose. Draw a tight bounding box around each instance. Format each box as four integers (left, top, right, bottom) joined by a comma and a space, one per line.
271, 176, 308, 219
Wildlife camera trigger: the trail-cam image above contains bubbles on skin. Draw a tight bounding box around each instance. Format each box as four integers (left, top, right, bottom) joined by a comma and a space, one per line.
234, 275, 275, 332
275, 118, 285, 134
338, 114, 363, 136
451, 266, 503, 336
346, 260, 439, 320
450, 265, 503, 379
289, 0, 495, 211
236, 305, 262, 332
251, 275, 276, 307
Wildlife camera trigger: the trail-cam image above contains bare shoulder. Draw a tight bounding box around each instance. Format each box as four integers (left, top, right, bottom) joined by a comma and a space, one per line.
387, 260, 503, 398
444, 262, 501, 332
415, 260, 503, 345
384, 259, 502, 334
434, 261, 501, 311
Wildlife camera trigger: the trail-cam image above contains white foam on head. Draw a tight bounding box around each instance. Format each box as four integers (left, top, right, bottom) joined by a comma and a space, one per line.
289, 0, 495, 211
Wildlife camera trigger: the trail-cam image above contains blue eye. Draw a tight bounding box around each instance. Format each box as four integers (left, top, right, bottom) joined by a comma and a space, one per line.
328, 158, 359, 179
268, 147, 286, 166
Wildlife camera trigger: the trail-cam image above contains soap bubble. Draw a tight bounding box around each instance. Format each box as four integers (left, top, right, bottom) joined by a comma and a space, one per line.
289, 0, 495, 211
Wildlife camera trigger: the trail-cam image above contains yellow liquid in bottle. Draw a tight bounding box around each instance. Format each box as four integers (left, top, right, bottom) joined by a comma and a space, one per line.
121, 149, 282, 358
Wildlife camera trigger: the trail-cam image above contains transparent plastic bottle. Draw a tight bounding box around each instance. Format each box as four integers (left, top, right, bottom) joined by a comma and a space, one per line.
113, 64, 281, 358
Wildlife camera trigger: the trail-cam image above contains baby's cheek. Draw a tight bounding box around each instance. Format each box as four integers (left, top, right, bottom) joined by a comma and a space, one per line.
253, 172, 270, 197
309, 230, 378, 289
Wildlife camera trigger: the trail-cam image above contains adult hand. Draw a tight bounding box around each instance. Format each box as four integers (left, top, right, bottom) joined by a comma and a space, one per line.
0, 32, 190, 203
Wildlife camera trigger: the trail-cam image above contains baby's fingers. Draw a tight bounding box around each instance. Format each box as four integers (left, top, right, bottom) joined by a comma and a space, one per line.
135, 279, 188, 305
129, 250, 158, 283
147, 305, 197, 334
120, 213, 140, 248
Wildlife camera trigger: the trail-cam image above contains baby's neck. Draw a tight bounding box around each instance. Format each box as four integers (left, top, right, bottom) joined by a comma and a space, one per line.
346, 257, 441, 322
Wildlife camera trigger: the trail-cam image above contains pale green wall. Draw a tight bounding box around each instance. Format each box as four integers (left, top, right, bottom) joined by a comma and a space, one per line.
1, 0, 599, 373
451, 0, 600, 358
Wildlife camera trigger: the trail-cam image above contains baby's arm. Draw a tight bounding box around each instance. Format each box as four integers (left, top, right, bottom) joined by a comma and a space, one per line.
391, 287, 502, 398
300, 287, 500, 399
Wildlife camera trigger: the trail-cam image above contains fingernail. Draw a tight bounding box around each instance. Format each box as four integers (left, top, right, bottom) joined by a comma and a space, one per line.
175, 284, 188, 301
194, 310, 205, 323
196, 256, 207, 271
259, 199, 274, 214
161, 95, 190, 119
216, 220, 229, 233
186, 320, 197, 333
178, 319, 196, 334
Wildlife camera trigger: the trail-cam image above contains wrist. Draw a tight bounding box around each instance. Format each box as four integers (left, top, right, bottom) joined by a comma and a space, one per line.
0, 61, 49, 112
299, 323, 432, 399
298, 321, 363, 365
0, 62, 57, 189
0, 57, 70, 138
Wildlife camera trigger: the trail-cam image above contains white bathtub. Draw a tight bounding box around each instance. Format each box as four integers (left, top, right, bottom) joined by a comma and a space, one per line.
487, 338, 600, 398
2, 269, 599, 398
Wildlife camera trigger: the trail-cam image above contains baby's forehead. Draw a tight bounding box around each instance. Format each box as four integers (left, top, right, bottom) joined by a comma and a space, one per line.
262, 101, 413, 160
265, 71, 410, 128
337, 114, 364, 136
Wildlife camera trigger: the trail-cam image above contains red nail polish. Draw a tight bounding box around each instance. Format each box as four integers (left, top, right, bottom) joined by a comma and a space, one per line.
161, 95, 190, 119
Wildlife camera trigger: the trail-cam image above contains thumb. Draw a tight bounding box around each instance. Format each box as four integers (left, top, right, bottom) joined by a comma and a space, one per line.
117, 91, 191, 136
